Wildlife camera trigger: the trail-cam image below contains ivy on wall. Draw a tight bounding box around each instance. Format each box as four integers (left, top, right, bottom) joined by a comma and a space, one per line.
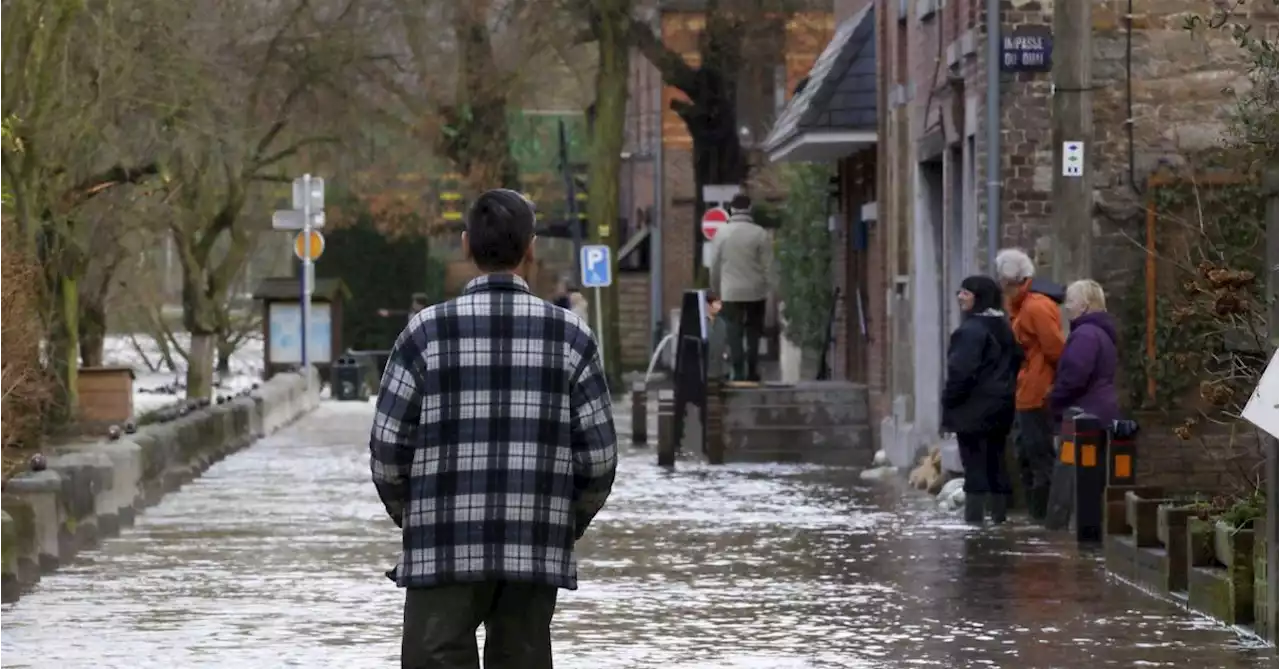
770, 163, 834, 353
1121, 178, 1271, 419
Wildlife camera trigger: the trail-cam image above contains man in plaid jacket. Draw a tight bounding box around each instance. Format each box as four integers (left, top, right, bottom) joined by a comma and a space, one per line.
369, 188, 618, 669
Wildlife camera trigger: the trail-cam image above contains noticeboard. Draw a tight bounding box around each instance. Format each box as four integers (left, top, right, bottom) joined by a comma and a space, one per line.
268, 302, 333, 364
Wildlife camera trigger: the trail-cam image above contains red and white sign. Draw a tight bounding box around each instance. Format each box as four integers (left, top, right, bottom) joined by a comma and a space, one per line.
701, 206, 729, 241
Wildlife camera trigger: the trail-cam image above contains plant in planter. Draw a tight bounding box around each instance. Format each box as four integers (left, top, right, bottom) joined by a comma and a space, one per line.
1213, 489, 1264, 569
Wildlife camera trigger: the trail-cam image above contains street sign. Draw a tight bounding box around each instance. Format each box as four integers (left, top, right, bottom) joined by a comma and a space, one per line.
702, 184, 741, 205
293, 176, 325, 211
294, 229, 325, 261
1001, 26, 1053, 72
702, 206, 729, 241
272, 209, 325, 230
1242, 349, 1279, 439
580, 244, 612, 288
1062, 141, 1084, 177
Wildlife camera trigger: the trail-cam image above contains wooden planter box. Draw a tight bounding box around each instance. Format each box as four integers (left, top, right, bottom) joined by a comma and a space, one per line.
1104, 487, 1165, 583
1186, 518, 1255, 626
76, 366, 135, 426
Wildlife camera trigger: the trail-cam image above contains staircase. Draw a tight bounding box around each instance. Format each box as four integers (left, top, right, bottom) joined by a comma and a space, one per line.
719, 381, 873, 466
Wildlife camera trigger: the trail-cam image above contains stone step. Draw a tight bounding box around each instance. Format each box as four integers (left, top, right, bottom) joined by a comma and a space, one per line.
724, 402, 869, 428
722, 382, 868, 409
723, 425, 873, 467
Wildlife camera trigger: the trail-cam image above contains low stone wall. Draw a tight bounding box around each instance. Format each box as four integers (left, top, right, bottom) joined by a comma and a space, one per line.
0, 370, 320, 603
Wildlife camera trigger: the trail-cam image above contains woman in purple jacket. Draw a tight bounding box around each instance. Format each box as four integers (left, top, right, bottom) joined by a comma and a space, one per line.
1050, 279, 1120, 428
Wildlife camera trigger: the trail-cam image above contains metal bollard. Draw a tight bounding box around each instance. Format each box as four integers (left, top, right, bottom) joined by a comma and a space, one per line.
631, 382, 648, 445
1046, 412, 1107, 542
657, 389, 675, 467
1072, 414, 1107, 543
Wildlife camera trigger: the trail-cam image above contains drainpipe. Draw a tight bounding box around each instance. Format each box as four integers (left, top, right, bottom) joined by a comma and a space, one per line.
984, 0, 1002, 269
650, 11, 665, 354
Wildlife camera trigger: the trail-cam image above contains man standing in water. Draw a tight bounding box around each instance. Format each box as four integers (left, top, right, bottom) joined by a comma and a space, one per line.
710, 194, 773, 382
370, 188, 618, 669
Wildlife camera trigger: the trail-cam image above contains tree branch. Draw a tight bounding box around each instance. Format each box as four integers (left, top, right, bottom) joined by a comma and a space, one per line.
251, 135, 340, 174
60, 163, 159, 208
629, 18, 699, 96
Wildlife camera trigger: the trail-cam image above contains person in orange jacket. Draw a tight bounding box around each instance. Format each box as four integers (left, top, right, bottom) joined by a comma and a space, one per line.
996, 248, 1065, 521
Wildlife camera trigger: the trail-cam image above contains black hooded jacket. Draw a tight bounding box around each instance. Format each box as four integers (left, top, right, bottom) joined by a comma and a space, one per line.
942, 276, 1023, 434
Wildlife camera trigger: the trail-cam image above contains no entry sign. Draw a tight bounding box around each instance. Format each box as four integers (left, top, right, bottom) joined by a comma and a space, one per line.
702, 206, 728, 241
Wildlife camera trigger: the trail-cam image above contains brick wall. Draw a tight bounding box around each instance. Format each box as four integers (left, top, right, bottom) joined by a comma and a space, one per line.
1132, 418, 1268, 496
617, 273, 652, 369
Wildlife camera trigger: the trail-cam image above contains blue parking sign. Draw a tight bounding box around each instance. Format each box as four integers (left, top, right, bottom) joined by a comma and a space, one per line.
580, 244, 612, 288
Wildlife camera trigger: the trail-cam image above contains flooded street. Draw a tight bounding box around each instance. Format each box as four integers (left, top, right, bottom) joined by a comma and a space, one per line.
2, 401, 1272, 668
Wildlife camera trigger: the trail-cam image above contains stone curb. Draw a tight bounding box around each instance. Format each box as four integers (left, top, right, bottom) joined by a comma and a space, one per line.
0, 369, 321, 603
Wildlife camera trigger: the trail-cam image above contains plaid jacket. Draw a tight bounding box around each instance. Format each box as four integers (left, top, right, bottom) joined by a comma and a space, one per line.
369, 273, 617, 590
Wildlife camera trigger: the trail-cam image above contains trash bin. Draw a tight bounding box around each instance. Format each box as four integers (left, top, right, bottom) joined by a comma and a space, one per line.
331, 355, 365, 402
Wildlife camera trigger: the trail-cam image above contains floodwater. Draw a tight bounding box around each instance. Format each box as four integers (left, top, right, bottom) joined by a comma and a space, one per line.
2, 401, 1272, 668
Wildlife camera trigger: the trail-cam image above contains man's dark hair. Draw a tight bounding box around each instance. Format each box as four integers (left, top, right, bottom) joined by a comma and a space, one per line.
729, 194, 752, 213
465, 188, 536, 271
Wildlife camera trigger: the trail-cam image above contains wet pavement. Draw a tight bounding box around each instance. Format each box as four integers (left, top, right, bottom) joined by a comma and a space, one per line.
2, 401, 1273, 668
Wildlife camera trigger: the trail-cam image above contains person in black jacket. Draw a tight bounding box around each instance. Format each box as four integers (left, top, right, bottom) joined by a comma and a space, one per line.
942, 275, 1023, 525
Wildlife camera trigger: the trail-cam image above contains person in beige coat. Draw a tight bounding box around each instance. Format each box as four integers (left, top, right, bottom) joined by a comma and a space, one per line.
709, 194, 773, 382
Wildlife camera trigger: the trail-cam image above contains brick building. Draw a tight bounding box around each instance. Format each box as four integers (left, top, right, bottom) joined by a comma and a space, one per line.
765, 0, 1276, 467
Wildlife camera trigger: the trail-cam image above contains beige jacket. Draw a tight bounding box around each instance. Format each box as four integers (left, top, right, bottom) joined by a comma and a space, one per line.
710, 213, 773, 303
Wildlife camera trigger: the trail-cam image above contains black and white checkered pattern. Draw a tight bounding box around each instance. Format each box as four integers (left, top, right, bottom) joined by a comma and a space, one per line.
369, 273, 617, 590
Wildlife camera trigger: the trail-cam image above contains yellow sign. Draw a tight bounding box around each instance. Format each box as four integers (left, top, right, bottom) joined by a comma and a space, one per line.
294, 230, 325, 261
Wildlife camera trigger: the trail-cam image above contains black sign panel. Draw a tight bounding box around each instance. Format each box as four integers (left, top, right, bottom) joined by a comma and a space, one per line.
671, 290, 707, 458
1001, 26, 1053, 72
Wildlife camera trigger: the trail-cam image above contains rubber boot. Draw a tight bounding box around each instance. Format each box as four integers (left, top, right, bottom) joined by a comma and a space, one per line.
988, 494, 1008, 525
1027, 486, 1050, 521
964, 493, 986, 525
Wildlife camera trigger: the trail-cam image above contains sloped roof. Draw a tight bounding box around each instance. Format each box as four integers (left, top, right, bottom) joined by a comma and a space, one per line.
763, 5, 877, 153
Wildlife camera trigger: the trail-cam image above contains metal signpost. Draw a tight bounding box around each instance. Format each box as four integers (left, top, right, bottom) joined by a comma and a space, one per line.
580, 244, 612, 372
273, 175, 325, 390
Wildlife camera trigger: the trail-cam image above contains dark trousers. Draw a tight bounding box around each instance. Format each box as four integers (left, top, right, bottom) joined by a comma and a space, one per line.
721, 300, 766, 381
956, 427, 1012, 494
402, 582, 558, 669
1014, 408, 1057, 491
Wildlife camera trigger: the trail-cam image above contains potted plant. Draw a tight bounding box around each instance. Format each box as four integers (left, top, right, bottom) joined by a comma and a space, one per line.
1157, 495, 1218, 546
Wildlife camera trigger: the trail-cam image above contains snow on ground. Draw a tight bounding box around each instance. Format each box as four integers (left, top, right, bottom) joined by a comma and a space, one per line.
101, 334, 266, 416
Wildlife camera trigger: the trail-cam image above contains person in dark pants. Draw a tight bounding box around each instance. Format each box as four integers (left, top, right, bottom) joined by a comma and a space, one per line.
370, 188, 618, 669
942, 275, 1023, 524
996, 248, 1065, 522
709, 194, 773, 382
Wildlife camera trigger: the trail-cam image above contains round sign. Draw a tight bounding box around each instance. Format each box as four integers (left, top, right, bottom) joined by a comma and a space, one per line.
294, 230, 325, 261
702, 206, 729, 241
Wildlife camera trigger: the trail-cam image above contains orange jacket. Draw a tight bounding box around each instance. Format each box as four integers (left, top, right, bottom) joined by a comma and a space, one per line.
1009, 279, 1066, 410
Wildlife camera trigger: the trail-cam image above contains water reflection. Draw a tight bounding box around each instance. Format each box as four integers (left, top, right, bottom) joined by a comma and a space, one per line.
1, 402, 1271, 668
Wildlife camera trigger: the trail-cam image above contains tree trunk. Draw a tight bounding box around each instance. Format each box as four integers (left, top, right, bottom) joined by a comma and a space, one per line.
681, 72, 748, 285
216, 335, 234, 377
79, 302, 106, 368
444, 0, 518, 192
187, 332, 216, 399
586, 0, 632, 386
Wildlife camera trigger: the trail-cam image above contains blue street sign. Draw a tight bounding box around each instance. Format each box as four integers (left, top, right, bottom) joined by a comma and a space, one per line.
580, 244, 612, 288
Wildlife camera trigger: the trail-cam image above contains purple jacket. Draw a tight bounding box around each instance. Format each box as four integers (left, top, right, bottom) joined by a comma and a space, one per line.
1049, 311, 1120, 426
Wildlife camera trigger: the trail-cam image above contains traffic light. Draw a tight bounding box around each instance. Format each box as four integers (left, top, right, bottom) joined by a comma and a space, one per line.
571, 165, 588, 220
438, 172, 464, 226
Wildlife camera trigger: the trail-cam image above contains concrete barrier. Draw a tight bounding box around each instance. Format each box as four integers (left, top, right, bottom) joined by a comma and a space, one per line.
0, 368, 320, 603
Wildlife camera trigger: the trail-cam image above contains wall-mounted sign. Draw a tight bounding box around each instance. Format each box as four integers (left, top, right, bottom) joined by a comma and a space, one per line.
1001, 26, 1053, 72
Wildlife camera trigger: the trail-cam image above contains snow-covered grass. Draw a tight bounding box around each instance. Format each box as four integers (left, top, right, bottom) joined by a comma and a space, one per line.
101, 334, 265, 415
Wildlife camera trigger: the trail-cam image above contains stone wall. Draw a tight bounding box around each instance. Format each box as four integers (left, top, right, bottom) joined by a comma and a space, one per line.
0, 370, 320, 603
